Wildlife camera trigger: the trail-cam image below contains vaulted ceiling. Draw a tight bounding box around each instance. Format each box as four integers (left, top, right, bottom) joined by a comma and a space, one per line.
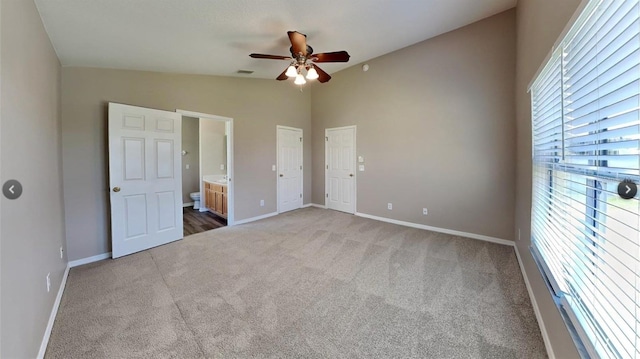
35, 0, 516, 79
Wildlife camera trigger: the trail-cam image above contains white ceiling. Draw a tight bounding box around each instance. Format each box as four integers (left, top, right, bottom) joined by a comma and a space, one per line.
35, 0, 516, 80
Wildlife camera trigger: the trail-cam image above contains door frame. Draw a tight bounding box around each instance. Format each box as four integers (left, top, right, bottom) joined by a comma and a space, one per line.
325, 125, 357, 213
276, 125, 304, 213
176, 109, 235, 226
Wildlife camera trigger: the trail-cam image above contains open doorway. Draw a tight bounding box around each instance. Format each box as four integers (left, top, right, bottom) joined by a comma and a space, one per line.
178, 110, 234, 236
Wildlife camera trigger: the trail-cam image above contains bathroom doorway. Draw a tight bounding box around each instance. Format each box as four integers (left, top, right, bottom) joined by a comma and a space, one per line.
177, 110, 234, 236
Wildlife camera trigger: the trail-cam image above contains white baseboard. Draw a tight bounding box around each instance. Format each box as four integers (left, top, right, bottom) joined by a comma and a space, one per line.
309, 203, 326, 209
68, 252, 112, 268
514, 246, 554, 359
182, 202, 194, 208
234, 212, 278, 225
354, 212, 514, 247
302, 203, 313, 208
37, 264, 70, 359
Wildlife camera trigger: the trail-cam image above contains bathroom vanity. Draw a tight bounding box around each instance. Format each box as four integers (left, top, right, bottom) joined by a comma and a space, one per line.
204, 180, 227, 217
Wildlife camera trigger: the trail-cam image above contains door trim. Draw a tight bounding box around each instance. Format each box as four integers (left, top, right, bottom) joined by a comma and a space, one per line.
325, 125, 357, 213
176, 109, 235, 226
277, 125, 303, 213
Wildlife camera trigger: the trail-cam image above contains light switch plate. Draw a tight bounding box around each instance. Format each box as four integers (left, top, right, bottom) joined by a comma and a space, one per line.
359, 165, 365, 171
220, 164, 225, 170
358, 156, 364, 163
272, 165, 276, 171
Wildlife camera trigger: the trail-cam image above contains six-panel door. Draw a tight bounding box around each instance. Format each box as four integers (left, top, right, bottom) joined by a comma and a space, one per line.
108, 103, 183, 258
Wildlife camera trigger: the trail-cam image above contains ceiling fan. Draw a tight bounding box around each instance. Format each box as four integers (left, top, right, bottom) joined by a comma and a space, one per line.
250, 31, 350, 85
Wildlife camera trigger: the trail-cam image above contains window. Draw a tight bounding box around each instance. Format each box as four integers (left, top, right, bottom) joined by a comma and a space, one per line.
530, 1, 640, 358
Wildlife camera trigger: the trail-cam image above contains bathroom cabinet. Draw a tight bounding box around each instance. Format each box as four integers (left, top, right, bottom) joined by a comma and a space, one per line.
204, 181, 227, 217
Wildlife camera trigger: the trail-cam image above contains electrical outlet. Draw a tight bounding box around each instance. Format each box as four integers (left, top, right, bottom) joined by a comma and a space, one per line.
60, 246, 64, 259
260, 199, 264, 207
46, 273, 51, 292
387, 203, 392, 210
423, 208, 428, 215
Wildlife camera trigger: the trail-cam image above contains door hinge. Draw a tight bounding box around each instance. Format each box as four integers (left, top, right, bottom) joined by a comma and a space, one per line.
300, 165, 302, 170
325, 137, 328, 141
326, 193, 329, 198
300, 193, 302, 198
300, 137, 302, 142
326, 165, 328, 169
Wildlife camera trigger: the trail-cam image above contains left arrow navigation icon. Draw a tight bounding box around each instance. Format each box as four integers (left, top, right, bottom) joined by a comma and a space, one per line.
3, 180, 23, 200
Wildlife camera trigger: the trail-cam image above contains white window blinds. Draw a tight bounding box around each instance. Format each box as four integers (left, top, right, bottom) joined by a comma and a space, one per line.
530, 1, 640, 358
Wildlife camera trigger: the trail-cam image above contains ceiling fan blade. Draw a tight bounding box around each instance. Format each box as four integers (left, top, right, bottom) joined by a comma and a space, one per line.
276, 68, 289, 81
288, 31, 308, 56
313, 64, 332, 83
249, 53, 291, 60
312, 51, 350, 63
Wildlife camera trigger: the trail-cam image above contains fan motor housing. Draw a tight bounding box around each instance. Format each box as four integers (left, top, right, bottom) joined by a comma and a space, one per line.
290, 45, 313, 58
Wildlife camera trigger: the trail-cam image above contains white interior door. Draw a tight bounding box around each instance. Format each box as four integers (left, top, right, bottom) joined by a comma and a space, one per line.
326, 126, 356, 213
108, 103, 183, 258
277, 126, 303, 213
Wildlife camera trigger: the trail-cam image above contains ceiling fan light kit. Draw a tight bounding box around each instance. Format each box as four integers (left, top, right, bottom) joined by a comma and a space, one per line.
294, 73, 306, 85
285, 64, 298, 77
306, 66, 319, 80
249, 31, 350, 86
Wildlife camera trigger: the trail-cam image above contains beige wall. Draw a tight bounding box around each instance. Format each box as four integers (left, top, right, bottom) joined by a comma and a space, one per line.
61, 68, 311, 261
514, 0, 582, 357
200, 119, 227, 177
181, 116, 199, 204
311, 10, 516, 241
0, 0, 66, 357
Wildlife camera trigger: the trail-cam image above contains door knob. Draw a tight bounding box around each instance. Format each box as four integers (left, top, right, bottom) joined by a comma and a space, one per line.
349, 174, 354, 177
113, 187, 121, 192
279, 174, 284, 177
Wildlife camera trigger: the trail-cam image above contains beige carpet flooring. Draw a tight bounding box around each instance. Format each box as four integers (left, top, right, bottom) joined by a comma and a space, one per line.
46, 207, 546, 358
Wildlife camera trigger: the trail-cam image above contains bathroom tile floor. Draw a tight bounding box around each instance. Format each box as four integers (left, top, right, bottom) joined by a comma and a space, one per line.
183, 207, 226, 236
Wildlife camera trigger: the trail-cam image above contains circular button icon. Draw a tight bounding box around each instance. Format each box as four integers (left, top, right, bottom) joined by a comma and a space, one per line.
617, 181, 637, 200
3, 179, 23, 200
